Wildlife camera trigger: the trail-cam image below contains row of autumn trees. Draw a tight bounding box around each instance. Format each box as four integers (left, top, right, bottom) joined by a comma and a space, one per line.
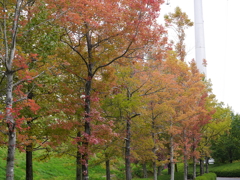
0, 1, 232, 180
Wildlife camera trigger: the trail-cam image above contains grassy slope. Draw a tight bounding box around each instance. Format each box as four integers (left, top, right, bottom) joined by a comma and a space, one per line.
209, 162, 240, 177
0, 148, 123, 180
0, 148, 75, 180
1, 147, 240, 180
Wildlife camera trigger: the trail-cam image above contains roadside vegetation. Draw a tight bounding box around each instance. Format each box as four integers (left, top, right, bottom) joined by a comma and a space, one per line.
1, 147, 240, 180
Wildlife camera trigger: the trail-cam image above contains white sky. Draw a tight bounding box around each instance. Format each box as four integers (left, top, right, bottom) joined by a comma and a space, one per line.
159, 0, 240, 114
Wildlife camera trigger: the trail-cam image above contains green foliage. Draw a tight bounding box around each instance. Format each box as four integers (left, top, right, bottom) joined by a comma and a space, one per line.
3, 146, 240, 180
209, 161, 240, 177
131, 163, 144, 178
195, 173, 216, 180
211, 113, 240, 163
0, 148, 108, 180
157, 172, 184, 180
164, 7, 193, 61
199, 103, 232, 159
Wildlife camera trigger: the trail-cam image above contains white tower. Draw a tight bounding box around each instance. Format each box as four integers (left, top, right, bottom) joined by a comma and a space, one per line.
194, 0, 207, 75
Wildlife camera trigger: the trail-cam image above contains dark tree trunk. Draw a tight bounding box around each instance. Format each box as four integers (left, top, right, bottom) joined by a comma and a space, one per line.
142, 163, 148, 178
229, 149, 233, 163
175, 163, 178, 172
168, 162, 171, 175
125, 117, 132, 180
81, 63, 92, 180
106, 159, 111, 180
26, 94, 34, 180
183, 131, 187, 180
199, 159, 204, 176
26, 144, 33, 180
76, 132, 82, 180
205, 157, 209, 173
192, 138, 196, 180
157, 166, 163, 176
193, 156, 197, 180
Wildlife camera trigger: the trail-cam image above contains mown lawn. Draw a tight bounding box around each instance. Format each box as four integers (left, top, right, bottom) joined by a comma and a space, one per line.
1, 147, 240, 180
209, 162, 240, 177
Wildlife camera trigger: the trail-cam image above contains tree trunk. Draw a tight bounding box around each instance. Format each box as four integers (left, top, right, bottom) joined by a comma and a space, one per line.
184, 154, 188, 180
153, 161, 157, 180
199, 159, 204, 176
157, 166, 163, 176
6, 129, 16, 180
205, 157, 209, 173
193, 156, 197, 180
183, 130, 188, 180
26, 94, 34, 180
6, 73, 15, 180
151, 113, 157, 180
106, 159, 111, 180
5, 0, 22, 179
170, 135, 175, 180
81, 65, 92, 180
229, 149, 233, 163
168, 162, 171, 175
76, 132, 82, 180
125, 117, 132, 180
142, 163, 148, 178
26, 144, 33, 180
192, 138, 196, 180
175, 163, 178, 172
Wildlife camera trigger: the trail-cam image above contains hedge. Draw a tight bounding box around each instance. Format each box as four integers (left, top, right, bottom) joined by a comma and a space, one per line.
195, 173, 217, 180
212, 170, 240, 177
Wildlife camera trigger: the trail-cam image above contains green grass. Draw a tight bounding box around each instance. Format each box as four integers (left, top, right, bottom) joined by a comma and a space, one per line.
209, 161, 240, 177
132, 172, 184, 180
0, 148, 107, 180
1, 146, 240, 180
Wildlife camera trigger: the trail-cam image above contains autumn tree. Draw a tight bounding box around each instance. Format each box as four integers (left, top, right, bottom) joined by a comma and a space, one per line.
198, 103, 231, 175
101, 59, 150, 180
0, 1, 64, 179
17, 4, 63, 180
177, 62, 211, 180
164, 7, 193, 61
0, 1, 47, 179
44, 0, 166, 179
144, 51, 212, 180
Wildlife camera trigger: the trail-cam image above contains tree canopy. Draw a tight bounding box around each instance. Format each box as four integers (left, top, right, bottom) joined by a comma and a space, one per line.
0, 2, 233, 180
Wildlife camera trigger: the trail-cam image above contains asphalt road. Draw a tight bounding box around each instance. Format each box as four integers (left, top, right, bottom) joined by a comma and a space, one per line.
217, 178, 240, 180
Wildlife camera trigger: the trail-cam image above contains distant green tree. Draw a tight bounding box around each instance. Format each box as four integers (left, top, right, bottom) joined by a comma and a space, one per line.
211, 113, 240, 163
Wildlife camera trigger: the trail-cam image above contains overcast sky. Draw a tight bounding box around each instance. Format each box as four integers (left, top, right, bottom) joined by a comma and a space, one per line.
159, 0, 240, 114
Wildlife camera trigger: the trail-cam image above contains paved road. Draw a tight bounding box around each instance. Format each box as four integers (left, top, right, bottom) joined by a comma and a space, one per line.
217, 178, 240, 180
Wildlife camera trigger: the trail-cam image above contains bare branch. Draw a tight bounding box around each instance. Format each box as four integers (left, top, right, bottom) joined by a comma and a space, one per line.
130, 113, 140, 119
13, 96, 27, 103
60, 33, 88, 68
92, 33, 119, 49
13, 71, 44, 88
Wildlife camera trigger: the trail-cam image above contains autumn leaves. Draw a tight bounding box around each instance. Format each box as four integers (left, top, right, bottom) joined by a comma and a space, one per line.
0, 1, 229, 180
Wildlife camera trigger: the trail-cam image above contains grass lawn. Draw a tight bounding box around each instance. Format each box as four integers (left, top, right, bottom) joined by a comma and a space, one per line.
209, 162, 240, 177
1, 146, 240, 179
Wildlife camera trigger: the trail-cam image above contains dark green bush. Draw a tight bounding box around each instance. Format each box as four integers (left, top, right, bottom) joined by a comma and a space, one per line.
209, 161, 240, 177
188, 172, 200, 179
212, 170, 240, 177
132, 164, 143, 178
195, 173, 216, 180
